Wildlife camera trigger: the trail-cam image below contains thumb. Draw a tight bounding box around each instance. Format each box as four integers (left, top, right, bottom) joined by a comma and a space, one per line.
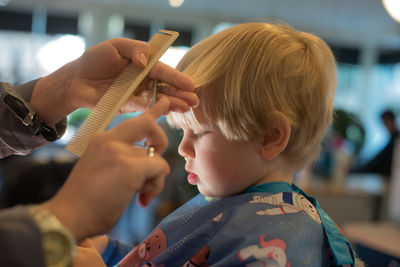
78, 238, 96, 249
146, 96, 170, 118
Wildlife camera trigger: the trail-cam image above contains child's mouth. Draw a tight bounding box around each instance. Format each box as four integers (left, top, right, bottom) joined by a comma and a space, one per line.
187, 172, 198, 185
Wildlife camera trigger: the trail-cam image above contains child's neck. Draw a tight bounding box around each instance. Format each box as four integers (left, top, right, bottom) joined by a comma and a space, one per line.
254, 163, 295, 186
254, 175, 293, 187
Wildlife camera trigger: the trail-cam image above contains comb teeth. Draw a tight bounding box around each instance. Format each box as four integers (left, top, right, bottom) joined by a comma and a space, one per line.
65, 30, 179, 156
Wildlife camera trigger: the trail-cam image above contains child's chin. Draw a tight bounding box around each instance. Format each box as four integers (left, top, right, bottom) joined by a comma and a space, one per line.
198, 188, 221, 199
198, 187, 212, 197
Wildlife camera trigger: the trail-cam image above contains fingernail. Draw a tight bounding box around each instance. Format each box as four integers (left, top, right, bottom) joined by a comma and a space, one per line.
193, 97, 200, 108
139, 52, 148, 67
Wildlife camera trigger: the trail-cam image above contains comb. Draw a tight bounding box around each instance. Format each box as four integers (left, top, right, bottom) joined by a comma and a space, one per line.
65, 30, 179, 156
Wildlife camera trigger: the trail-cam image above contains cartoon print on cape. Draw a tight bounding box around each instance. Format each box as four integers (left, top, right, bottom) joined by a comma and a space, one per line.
117, 227, 166, 267
182, 246, 211, 267
238, 234, 291, 267
249, 192, 321, 224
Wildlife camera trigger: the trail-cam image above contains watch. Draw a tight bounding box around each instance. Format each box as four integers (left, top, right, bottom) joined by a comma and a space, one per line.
28, 205, 76, 267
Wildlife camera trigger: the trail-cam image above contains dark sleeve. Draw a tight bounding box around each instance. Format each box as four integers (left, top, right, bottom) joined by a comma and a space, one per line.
0, 81, 67, 158
352, 137, 396, 177
0, 206, 46, 267
102, 235, 133, 267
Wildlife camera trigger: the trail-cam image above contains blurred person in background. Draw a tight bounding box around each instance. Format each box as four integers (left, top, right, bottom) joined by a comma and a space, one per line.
351, 109, 399, 178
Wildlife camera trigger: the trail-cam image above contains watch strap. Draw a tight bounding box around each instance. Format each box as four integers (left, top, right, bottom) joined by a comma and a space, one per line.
0, 85, 60, 141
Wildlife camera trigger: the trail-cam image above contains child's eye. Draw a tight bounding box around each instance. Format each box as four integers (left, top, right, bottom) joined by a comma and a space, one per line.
193, 131, 207, 138
181, 127, 209, 138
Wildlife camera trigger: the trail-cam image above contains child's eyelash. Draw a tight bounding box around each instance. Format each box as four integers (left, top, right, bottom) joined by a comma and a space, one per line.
193, 131, 208, 137
179, 127, 210, 138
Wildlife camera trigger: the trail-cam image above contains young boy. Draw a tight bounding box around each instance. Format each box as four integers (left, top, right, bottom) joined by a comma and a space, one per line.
101, 22, 357, 266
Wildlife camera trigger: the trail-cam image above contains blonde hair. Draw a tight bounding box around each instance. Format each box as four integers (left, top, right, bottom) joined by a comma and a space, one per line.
168, 22, 336, 169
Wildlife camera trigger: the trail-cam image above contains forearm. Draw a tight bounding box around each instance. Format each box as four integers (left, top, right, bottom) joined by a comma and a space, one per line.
0, 206, 46, 267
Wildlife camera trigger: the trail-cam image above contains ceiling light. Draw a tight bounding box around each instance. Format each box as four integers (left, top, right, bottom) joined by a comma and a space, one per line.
382, 0, 400, 23
37, 35, 85, 73
169, 0, 184, 8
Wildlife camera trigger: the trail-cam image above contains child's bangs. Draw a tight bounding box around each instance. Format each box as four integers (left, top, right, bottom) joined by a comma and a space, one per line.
167, 107, 201, 131
167, 85, 221, 132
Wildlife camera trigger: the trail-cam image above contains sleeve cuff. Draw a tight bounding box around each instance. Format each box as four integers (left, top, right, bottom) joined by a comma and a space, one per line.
0, 81, 67, 157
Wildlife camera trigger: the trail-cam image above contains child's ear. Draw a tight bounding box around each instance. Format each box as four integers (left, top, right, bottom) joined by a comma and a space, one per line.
261, 112, 291, 160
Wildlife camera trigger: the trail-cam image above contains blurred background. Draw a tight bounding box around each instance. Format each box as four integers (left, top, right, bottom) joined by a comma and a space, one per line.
0, 0, 400, 265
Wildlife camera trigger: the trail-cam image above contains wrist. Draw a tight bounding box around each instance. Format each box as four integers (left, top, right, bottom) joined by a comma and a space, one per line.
29, 204, 76, 267
41, 200, 86, 242
31, 62, 75, 126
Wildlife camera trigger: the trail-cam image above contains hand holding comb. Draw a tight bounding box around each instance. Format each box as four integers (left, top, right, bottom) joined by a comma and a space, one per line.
66, 30, 179, 156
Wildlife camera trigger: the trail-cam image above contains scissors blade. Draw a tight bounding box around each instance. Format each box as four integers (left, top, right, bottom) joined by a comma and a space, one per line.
148, 79, 157, 108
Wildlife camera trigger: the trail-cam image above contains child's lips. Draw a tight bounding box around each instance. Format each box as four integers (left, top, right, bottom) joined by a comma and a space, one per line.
185, 165, 198, 185
187, 172, 198, 185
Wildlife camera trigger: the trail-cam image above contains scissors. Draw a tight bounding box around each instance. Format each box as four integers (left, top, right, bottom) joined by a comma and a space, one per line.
148, 79, 158, 108
144, 79, 158, 157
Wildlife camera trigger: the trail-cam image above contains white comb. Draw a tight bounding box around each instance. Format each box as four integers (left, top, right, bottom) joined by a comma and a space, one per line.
65, 30, 179, 156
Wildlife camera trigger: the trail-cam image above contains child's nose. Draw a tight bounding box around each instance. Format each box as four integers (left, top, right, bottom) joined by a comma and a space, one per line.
178, 137, 195, 159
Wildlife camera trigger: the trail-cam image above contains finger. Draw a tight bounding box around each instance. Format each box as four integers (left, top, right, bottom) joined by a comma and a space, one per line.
90, 236, 109, 254
137, 191, 156, 207
137, 159, 170, 207
133, 155, 169, 191
139, 166, 167, 195
143, 96, 170, 120
157, 87, 199, 108
166, 97, 190, 112
78, 239, 95, 248
108, 119, 168, 154
131, 76, 153, 97
137, 177, 165, 207
121, 91, 197, 114
119, 95, 148, 114
154, 94, 189, 113
105, 98, 170, 152
110, 38, 150, 68
149, 61, 195, 92
73, 239, 106, 267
